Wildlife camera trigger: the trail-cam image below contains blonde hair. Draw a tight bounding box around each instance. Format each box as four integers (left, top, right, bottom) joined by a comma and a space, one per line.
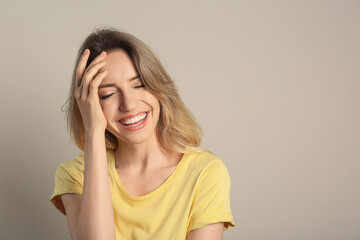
62, 27, 203, 154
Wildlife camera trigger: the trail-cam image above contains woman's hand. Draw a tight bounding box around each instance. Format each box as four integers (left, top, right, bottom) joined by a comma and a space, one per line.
74, 49, 108, 134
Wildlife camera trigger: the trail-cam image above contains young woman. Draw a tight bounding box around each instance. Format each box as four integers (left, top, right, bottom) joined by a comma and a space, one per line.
50, 27, 235, 240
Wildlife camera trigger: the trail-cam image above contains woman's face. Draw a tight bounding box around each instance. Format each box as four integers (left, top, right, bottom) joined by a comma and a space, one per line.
98, 49, 160, 146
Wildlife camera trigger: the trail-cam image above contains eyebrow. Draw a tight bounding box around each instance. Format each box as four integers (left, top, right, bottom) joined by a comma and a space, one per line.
99, 75, 140, 89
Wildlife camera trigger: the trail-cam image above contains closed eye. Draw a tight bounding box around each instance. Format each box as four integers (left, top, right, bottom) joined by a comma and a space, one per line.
134, 84, 145, 88
99, 83, 145, 100
99, 93, 114, 100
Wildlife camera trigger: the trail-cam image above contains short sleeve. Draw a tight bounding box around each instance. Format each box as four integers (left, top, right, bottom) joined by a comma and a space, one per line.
187, 158, 235, 233
49, 155, 84, 215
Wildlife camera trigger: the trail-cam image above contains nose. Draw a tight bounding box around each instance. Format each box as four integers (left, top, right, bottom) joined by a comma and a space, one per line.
118, 90, 137, 112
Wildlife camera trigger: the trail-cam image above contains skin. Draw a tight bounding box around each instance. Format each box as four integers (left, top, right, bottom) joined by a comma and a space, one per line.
76, 48, 224, 239
75, 49, 108, 133
94, 49, 182, 199
187, 223, 224, 240
98, 49, 179, 174
73, 49, 116, 239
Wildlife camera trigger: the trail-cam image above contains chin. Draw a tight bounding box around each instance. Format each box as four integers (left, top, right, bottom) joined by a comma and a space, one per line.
107, 126, 157, 147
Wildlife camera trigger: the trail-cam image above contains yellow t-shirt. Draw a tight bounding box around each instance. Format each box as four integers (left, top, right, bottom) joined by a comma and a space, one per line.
50, 147, 235, 239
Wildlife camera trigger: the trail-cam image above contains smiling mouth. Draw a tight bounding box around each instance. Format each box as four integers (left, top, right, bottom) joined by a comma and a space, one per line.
119, 112, 148, 127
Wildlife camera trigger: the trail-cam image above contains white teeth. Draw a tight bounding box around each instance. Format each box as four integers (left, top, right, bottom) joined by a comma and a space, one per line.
122, 113, 147, 125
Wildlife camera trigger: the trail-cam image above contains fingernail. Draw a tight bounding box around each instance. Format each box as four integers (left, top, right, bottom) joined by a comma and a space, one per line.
101, 51, 106, 56
83, 49, 88, 55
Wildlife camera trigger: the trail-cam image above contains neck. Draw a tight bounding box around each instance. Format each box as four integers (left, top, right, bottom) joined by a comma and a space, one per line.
114, 135, 179, 174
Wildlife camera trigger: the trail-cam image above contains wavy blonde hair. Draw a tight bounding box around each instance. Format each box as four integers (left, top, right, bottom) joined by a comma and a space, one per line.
62, 27, 203, 154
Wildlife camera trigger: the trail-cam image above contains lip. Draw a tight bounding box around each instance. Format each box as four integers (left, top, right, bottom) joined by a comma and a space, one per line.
118, 111, 149, 131
118, 111, 148, 122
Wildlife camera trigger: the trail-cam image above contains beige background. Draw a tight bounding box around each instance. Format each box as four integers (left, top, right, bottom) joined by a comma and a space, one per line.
1, 0, 359, 239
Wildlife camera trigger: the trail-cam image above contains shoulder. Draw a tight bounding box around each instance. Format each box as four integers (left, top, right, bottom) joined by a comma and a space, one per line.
184, 147, 230, 182
54, 154, 85, 183
184, 146, 218, 165
185, 147, 235, 233
55, 148, 114, 180
50, 153, 85, 215
59, 154, 84, 168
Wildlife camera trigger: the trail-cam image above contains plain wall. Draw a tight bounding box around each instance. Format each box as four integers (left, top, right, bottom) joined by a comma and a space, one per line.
0, 0, 359, 239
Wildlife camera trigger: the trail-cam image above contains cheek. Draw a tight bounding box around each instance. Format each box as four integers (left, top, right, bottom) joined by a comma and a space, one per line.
142, 93, 160, 119
146, 95, 160, 112
152, 100, 161, 124
100, 103, 116, 119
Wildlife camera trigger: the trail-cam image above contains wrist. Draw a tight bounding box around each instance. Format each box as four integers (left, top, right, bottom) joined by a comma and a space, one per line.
85, 129, 106, 139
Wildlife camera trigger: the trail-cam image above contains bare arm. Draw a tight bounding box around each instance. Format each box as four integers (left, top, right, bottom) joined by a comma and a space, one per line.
76, 132, 115, 240
186, 223, 224, 240
62, 133, 115, 240
62, 49, 116, 240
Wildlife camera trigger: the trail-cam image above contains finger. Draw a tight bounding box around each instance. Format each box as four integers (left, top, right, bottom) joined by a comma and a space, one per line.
75, 49, 90, 89
80, 60, 107, 101
89, 70, 108, 101
87, 51, 107, 70
80, 60, 107, 99
76, 50, 107, 89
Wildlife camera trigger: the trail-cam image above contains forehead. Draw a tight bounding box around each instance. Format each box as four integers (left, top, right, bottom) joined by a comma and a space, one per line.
101, 49, 137, 82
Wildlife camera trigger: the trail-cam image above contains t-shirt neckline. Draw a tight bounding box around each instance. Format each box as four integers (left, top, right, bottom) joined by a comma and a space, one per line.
109, 147, 189, 201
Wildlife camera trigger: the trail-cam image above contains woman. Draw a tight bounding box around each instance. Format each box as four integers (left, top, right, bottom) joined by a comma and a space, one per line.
50, 27, 235, 240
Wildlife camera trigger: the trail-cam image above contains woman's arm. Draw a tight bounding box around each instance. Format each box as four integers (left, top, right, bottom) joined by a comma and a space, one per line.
79, 132, 116, 240
61, 49, 116, 240
62, 132, 115, 240
186, 222, 224, 240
